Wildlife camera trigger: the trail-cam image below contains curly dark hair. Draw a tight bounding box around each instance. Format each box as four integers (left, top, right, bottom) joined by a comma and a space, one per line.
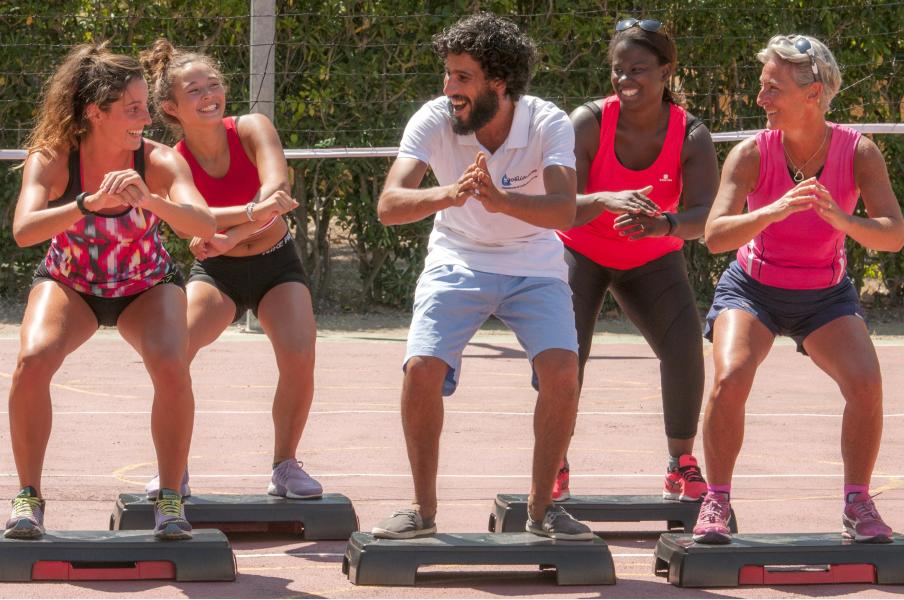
432, 12, 538, 100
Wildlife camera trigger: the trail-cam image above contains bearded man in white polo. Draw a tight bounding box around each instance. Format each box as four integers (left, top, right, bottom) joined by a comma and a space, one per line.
372, 12, 591, 541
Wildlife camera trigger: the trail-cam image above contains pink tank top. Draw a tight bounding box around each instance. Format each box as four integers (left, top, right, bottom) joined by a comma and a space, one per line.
175, 116, 261, 207
737, 123, 860, 289
44, 141, 174, 298
558, 95, 685, 270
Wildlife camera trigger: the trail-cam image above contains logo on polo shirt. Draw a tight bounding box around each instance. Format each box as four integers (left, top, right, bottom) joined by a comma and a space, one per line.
501, 169, 538, 189
660, 173, 672, 183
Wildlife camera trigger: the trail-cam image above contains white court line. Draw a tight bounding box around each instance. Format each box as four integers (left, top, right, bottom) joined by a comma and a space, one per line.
4, 473, 902, 479
1, 409, 901, 418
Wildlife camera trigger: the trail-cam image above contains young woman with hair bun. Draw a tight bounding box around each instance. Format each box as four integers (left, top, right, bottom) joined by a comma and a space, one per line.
140, 38, 322, 501
6, 41, 215, 541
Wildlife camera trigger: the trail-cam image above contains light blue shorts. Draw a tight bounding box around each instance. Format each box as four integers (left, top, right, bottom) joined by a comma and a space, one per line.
404, 264, 578, 396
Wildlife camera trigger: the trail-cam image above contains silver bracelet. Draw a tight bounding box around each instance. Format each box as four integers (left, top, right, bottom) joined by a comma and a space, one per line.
245, 201, 256, 222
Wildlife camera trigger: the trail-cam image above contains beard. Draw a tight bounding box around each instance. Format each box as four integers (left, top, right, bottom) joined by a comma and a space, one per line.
449, 86, 499, 135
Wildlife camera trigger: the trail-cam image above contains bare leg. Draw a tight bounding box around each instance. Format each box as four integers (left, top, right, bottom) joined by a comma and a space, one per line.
185, 281, 237, 361
803, 316, 883, 485
529, 348, 579, 521
256, 282, 317, 463
9, 282, 97, 496
400, 356, 447, 520
118, 284, 193, 492
703, 310, 774, 486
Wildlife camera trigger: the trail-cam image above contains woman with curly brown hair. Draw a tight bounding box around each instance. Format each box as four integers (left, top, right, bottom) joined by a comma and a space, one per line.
6, 42, 215, 540
140, 39, 321, 500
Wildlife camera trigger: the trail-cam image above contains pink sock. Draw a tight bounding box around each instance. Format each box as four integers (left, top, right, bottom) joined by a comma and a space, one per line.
707, 484, 731, 497
844, 484, 869, 503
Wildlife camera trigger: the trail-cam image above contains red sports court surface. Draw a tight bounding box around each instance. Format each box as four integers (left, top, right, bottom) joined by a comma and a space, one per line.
0, 323, 900, 598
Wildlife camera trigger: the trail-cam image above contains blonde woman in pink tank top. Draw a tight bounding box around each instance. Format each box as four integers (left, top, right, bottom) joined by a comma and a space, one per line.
694, 35, 904, 545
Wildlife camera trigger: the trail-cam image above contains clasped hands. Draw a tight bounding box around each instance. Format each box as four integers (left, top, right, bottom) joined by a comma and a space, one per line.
448, 152, 507, 213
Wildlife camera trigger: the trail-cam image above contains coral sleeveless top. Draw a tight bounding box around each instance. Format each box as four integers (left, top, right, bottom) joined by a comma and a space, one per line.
175, 116, 261, 207
558, 95, 685, 270
44, 141, 174, 298
737, 123, 860, 289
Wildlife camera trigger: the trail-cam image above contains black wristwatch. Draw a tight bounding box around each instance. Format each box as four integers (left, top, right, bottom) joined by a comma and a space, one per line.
663, 212, 677, 236
75, 192, 94, 216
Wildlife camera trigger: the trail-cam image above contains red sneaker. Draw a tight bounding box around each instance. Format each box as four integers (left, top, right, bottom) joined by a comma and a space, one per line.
663, 454, 707, 502
552, 462, 570, 502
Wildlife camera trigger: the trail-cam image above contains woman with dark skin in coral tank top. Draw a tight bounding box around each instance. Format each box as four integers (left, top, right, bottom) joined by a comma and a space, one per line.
555, 20, 719, 503
140, 39, 322, 500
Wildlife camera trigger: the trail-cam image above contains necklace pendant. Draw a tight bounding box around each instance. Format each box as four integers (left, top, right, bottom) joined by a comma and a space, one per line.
793, 170, 805, 183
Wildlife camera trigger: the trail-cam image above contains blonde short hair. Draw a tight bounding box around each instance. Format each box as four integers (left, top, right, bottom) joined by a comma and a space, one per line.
756, 35, 841, 111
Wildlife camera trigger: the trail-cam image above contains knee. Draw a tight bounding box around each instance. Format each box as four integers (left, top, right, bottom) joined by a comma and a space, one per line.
142, 342, 190, 386
841, 372, 882, 411
535, 350, 579, 398
14, 346, 65, 385
404, 356, 447, 393
710, 363, 756, 408
275, 340, 316, 374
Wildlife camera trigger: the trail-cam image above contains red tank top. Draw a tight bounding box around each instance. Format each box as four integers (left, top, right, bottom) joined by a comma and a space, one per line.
175, 116, 261, 207
558, 95, 685, 269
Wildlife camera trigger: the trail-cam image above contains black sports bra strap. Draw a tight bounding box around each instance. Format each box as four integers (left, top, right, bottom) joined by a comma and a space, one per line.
133, 139, 146, 179
582, 99, 603, 126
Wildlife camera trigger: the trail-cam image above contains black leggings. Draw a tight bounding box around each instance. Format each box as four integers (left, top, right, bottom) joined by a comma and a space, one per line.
565, 248, 703, 440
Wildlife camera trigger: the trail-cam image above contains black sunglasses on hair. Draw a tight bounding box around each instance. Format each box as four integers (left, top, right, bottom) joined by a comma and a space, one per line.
792, 36, 820, 80
615, 19, 663, 33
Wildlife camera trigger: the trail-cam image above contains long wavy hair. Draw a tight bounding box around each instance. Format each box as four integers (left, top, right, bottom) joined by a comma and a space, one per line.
26, 41, 144, 157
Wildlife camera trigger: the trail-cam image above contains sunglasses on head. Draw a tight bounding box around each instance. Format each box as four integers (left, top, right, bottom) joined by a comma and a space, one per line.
615, 19, 663, 33
791, 36, 820, 80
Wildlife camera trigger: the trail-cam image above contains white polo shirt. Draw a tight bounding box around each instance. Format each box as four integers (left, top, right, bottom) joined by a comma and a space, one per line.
397, 94, 576, 281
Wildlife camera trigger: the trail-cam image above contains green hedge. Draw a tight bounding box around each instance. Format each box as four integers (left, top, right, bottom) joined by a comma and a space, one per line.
2, 1, 903, 311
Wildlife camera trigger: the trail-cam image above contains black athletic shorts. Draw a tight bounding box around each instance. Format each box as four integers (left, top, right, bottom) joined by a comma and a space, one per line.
188, 233, 309, 322
31, 263, 185, 327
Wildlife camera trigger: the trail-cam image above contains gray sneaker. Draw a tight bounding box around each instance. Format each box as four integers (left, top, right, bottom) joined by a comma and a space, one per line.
4, 487, 45, 540
526, 505, 593, 541
371, 509, 436, 539
268, 459, 323, 499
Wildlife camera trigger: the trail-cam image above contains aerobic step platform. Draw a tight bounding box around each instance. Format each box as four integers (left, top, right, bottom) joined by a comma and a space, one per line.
342, 532, 615, 586
654, 532, 904, 587
0, 529, 235, 582
111, 493, 358, 540
490, 494, 738, 534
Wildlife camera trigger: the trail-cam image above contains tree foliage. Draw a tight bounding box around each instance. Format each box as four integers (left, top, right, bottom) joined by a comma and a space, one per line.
2, 1, 903, 310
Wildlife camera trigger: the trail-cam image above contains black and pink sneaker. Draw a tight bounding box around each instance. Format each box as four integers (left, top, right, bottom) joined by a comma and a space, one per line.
552, 461, 570, 502
843, 492, 893, 543
663, 454, 707, 502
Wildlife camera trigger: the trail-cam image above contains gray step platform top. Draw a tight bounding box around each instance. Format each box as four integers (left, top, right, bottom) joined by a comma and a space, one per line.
655, 532, 904, 587
111, 493, 358, 540
343, 532, 615, 586
0, 529, 236, 582
491, 494, 737, 534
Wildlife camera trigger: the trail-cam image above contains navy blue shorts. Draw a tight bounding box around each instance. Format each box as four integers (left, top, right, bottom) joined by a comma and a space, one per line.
703, 261, 865, 354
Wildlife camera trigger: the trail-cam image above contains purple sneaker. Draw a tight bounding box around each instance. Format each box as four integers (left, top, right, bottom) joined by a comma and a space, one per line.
268, 459, 323, 499
4, 487, 45, 540
145, 470, 191, 500
153, 489, 192, 540
843, 492, 893, 543
692, 492, 732, 544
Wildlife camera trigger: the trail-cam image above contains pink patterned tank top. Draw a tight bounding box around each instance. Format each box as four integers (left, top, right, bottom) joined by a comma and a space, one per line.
44, 141, 174, 297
